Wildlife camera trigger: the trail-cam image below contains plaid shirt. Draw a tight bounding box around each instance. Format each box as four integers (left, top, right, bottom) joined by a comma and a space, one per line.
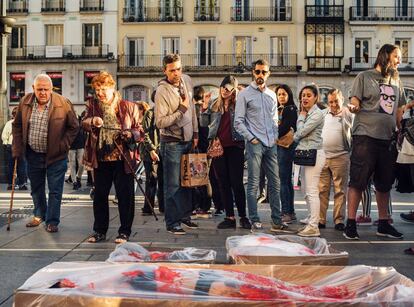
28, 99, 50, 153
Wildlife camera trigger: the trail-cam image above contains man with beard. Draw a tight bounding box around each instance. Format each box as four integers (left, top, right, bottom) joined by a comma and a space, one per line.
234, 59, 287, 233
344, 44, 406, 240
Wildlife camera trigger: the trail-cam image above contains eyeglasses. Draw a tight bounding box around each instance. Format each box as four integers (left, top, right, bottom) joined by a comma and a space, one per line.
254, 70, 269, 75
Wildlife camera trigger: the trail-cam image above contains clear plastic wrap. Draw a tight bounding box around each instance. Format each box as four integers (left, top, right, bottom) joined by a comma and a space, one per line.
16, 262, 414, 305
226, 233, 348, 265
106, 242, 216, 263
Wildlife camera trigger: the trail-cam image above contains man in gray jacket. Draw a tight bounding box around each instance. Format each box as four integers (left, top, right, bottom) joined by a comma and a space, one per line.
154, 54, 199, 235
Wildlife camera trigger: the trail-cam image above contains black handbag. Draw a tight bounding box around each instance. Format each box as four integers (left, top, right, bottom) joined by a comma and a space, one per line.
294, 149, 317, 166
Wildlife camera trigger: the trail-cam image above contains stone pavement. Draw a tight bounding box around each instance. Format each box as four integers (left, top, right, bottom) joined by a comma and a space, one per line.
0, 180, 413, 306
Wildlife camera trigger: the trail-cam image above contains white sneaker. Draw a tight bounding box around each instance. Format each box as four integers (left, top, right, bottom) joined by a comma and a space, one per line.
300, 215, 310, 225
297, 225, 320, 237
250, 222, 263, 233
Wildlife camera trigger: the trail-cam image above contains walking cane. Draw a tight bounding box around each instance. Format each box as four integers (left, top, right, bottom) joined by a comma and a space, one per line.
6, 158, 18, 231
113, 138, 159, 221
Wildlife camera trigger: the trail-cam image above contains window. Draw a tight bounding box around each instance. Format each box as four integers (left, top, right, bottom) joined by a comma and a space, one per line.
274, 0, 290, 21
355, 0, 369, 17
396, 0, 409, 17
233, 0, 249, 21
234, 36, 252, 66
198, 37, 215, 66
127, 38, 144, 67
83, 24, 101, 47
84, 71, 99, 101
404, 87, 414, 101
46, 72, 63, 95
319, 86, 334, 107
10, 25, 26, 49
10, 72, 25, 103
195, 0, 218, 20
395, 39, 409, 63
355, 38, 370, 64
124, 85, 148, 102
270, 36, 288, 66
162, 37, 180, 56
46, 24, 63, 46
160, 0, 183, 20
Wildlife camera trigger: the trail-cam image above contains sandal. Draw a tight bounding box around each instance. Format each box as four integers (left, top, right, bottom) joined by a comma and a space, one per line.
87, 232, 106, 243
115, 233, 129, 244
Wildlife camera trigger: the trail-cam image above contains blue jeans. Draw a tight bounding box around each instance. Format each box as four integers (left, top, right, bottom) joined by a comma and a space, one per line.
26, 148, 67, 226
160, 141, 192, 229
277, 145, 295, 215
246, 142, 281, 224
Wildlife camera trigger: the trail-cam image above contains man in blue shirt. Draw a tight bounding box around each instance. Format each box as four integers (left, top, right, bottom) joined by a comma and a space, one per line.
234, 59, 287, 232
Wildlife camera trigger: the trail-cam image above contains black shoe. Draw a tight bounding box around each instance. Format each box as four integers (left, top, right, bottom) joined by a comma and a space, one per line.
167, 226, 186, 235
334, 223, 345, 231
89, 187, 95, 200
181, 220, 199, 229
214, 209, 223, 216
376, 222, 403, 239
19, 184, 28, 190
400, 211, 414, 224
343, 220, 359, 240
86, 181, 93, 187
217, 218, 236, 229
65, 176, 73, 184
73, 182, 81, 190
318, 223, 326, 229
239, 217, 252, 229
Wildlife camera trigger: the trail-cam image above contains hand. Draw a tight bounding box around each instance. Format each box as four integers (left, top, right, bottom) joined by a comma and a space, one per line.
193, 138, 199, 149
92, 116, 103, 128
149, 150, 160, 162
121, 130, 132, 141
348, 103, 360, 113
181, 95, 190, 108
251, 138, 259, 145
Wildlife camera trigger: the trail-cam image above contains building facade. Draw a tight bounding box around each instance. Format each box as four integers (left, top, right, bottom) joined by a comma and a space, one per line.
6, 0, 118, 114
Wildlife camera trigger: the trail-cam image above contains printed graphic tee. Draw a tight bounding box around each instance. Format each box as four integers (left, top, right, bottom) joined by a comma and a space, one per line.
350, 69, 406, 140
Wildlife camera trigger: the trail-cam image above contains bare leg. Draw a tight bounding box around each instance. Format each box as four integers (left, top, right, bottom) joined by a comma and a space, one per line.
376, 191, 390, 220
347, 187, 362, 219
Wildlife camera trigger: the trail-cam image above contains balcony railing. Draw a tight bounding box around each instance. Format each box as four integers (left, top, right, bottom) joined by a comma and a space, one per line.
308, 57, 342, 71
230, 7, 292, 22
41, 0, 65, 13
350, 6, 414, 21
194, 6, 220, 21
118, 54, 298, 73
80, 0, 104, 12
6, 0, 28, 14
7, 45, 110, 60
349, 57, 414, 71
123, 7, 183, 22
305, 5, 344, 23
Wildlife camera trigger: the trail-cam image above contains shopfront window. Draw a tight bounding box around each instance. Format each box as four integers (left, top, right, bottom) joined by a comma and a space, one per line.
10, 72, 25, 103
46, 72, 63, 95
84, 71, 99, 101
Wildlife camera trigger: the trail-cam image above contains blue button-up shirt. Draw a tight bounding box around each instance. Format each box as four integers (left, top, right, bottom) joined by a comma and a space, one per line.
234, 82, 278, 147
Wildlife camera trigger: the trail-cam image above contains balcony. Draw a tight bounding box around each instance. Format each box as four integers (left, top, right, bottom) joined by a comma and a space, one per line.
41, 0, 65, 13
194, 6, 220, 22
80, 0, 104, 12
349, 6, 414, 22
305, 5, 344, 23
308, 57, 342, 71
348, 57, 414, 71
123, 7, 183, 22
230, 6, 292, 22
6, 0, 28, 14
118, 54, 298, 73
7, 45, 110, 61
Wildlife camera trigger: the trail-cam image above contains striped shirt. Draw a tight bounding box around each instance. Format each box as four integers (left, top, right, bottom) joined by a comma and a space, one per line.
28, 99, 50, 153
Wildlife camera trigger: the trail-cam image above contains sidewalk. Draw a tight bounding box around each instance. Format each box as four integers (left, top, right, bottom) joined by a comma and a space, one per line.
0, 180, 414, 306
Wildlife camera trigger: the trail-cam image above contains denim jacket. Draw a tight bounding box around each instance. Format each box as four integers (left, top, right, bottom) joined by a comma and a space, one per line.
200, 99, 244, 141
294, 104, 324, 150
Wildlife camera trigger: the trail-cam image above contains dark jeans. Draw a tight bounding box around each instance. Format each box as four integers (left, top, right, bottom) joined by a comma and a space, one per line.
212, 146, 246, 218
192, 185, 211, 212
5, 145, 27, 186
160, 141, 193, 229
26, 147, 66, 226
143, 159, 164, 212
209, 164, 223, 211
277, 145, 295, 215
93, 160, 135, 236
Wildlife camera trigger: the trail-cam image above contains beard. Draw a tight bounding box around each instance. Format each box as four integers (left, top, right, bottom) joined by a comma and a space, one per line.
255, 77, 264, 85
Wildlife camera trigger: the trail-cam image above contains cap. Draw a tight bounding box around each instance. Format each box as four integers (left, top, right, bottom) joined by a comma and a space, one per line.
220, 75, 238, 92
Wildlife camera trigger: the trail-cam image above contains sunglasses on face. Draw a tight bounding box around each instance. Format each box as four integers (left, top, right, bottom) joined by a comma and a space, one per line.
254, 70, 269, 75
381, 93, 396, 102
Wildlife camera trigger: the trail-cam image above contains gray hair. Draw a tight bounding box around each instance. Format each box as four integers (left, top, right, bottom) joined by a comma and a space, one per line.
33, 74, 53, 87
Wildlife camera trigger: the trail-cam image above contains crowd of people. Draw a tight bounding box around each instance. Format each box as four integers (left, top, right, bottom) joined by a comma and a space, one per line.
4, 44, 414, 254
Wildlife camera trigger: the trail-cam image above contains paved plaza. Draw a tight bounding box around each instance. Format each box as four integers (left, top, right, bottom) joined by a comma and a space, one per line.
0, 180, 413, 306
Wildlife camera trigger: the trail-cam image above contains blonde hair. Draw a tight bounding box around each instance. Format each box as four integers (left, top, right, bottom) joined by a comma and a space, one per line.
136, 101, 150, 113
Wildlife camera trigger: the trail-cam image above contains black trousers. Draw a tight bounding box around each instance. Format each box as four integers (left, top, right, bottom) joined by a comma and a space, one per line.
93, 160, 135, 236
212, 146, 246, 218
143, 159, 164, 212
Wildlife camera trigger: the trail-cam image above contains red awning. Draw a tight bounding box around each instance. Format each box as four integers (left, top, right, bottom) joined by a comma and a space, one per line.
11, 73, 25, 80
85, 71, 99, 78
47, 72, 63, 79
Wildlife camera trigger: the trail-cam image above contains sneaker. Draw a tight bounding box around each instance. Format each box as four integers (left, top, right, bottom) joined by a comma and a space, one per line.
300, 216, 310, 225
65, 176, 73, 184
239, 217, 251, 229
318, 223, 326, 229
400, 211, 414, 223
373, 218, 393, 226
191, 210, 198, 220
257, 193, 267, 204
356, 214, 372, 226
181, 220, 199, 229
297, 225, 320, 237
290, 213, 297, 221
250, 222, 264, 233
376, 223, 403, 239
196, 210, 211, 219
167, 226, 186, 235
214, 209, 223, 216
343, 220, 359, 240
217, 218, 236, 229
270, 222, 290, 233
19, 184, 28, 190
334, 223, 345, 231
282, 214, 293, 224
